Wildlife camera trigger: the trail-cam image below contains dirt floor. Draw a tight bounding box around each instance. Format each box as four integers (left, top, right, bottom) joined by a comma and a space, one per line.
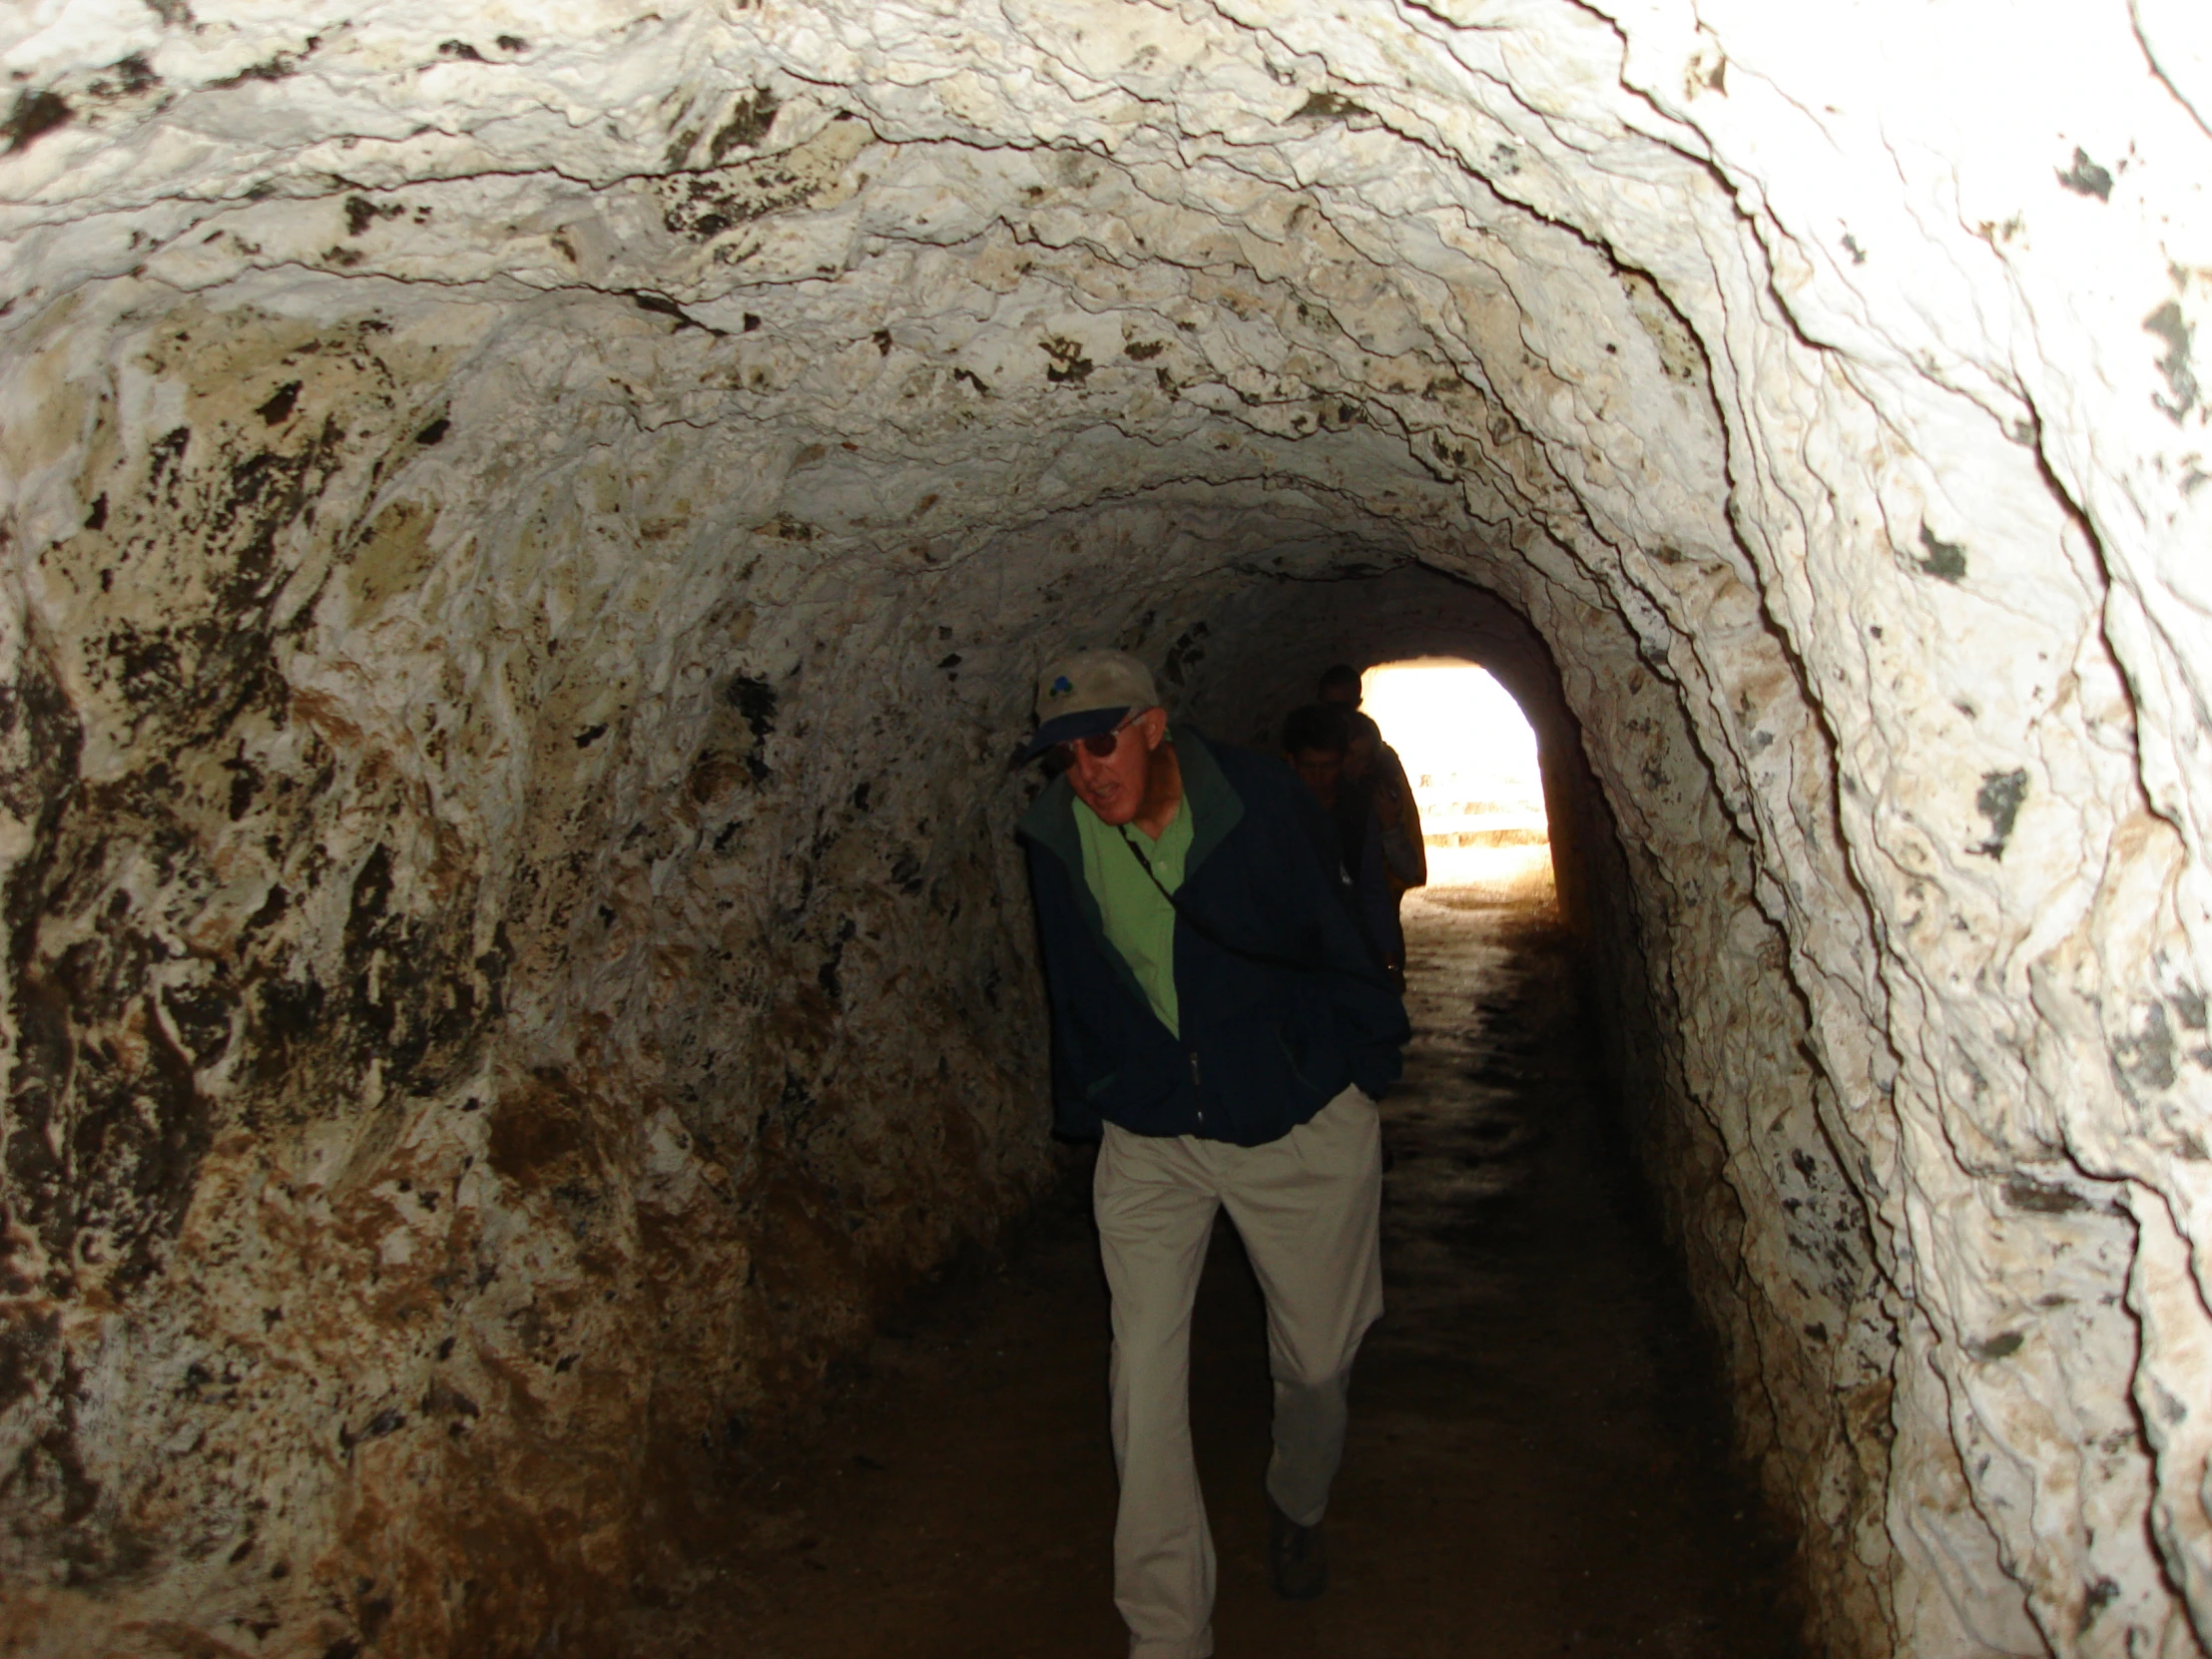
624, 850, 1801, 1657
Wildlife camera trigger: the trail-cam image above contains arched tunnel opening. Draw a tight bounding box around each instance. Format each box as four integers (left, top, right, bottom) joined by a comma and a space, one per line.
1356, 655, 1551, 888
1, 7, 2207, 1658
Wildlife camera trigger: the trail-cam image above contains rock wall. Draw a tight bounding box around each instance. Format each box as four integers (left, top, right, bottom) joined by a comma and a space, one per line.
0, 3, 2207, 1656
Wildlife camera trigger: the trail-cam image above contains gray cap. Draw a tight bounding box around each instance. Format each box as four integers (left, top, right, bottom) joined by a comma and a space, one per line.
1017, 648, 1161, 762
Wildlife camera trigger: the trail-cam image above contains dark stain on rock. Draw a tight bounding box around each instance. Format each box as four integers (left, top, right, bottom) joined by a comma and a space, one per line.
163, 980, 239, 1069
1965, 1330, 2024, 1363
1915, 523, 1966, 582
2144, 300, 2198, 425
710, 89, 780, 162
1294, 90, 1372, 122
1040, 336, 1093, 385
2003, 1176, 2089, 1214
256, 380, 301, 425
1970, 769, 2027, 860
346, 844, 393, 948
88, 54, 160, 99
436, 39, 485, 62
574, 723, 608, 749
213, 37, 319, 87
630, 290, 725, 336
726, 673, 779, 782
343, 195, 404, 237
2055, 148, 2113, 202
251, 975, 324, 1086
2114, 1000, 2178, 1094
414, 415, 449, 445
3, 89, 72, 154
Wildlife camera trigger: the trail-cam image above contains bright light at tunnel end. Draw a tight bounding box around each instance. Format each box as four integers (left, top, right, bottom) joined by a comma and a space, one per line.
1361, 659, 1550, 892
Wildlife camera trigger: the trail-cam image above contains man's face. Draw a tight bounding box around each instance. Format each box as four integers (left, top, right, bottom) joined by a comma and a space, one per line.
1319, 682, 1360, 708
1065, 706, 1169, 827
1291, 746, 1345, 808
1345, 732, 1378, 782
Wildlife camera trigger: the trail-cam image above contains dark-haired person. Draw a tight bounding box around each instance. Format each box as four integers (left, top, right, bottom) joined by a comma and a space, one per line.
1282, 702, 1400, 979
1318, 665, 1425, 979
1015, 649, 1408, 1659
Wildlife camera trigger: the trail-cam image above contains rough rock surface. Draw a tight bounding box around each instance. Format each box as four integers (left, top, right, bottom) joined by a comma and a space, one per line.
0, 3, 2205, 1656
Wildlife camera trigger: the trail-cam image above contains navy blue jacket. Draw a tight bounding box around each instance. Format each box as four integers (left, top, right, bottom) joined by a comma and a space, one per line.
1018, 728, 1409, 1147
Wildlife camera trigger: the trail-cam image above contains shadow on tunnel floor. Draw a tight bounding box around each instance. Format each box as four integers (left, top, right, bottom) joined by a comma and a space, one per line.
614, 868, 1803, 1658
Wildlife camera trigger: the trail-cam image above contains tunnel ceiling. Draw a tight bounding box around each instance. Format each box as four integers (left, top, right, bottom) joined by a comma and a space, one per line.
2, 4, 2211, 1658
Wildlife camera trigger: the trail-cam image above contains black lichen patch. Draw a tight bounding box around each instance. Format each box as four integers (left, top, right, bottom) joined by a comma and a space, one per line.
1124, 340, 1166, 361
1160, 620, 1209, 688
414, 416, 449, 445
343, 196, 404, 238
1040, 336, 1093, 385
1916, 523, 1967, 582
709, 89, 780, 163
2113, 1000, 2178, 1095
3, 89, 72, 155
1970, 769, 2027, 860
256, 381, 301, 426
2144, 300, 2198, 425
90, 54, 161, 99
212, 36, 319, 87
725, 673, 779, 781
2055, 148, 2113, 202
630, 290, 725, 336
1294, 90, 1372, 122
436, 40, 485, 62
1964, 1330, 2024, 1363
2003, 1176, 2089, 1215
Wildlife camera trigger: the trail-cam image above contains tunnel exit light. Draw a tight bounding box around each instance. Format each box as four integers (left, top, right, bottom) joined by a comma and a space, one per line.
1362, 659, 1548, 887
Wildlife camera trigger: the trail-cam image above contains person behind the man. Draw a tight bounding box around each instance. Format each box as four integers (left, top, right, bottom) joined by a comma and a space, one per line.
1317, 663, 1427, 894
1319, 666, 1425, 984
1016, 650, 1409, 1659
1282, 701, 1401, 978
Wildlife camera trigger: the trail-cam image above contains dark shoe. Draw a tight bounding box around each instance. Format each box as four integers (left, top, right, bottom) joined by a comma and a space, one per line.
1268, 1496, 1328, 1602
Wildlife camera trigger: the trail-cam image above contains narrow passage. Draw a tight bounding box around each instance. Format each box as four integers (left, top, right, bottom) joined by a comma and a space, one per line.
629, 855, 1799, 1657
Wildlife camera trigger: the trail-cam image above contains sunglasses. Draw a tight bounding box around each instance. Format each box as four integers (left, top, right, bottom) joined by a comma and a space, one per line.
1054, 715, 1136, 764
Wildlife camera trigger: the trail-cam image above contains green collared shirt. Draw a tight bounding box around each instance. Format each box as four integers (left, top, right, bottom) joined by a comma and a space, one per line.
1073, 791, 1193, 1037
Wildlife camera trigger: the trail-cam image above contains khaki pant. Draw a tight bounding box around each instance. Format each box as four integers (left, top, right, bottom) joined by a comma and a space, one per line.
1094, 1085, 1385, 1659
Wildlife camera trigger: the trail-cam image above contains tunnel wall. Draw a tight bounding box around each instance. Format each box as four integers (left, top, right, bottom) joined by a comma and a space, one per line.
2, 4, 2209, 1657
0, 282, 1065, 1651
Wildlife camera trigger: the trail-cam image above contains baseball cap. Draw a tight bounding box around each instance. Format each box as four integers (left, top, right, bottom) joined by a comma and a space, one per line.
1017, 648, 1161, 762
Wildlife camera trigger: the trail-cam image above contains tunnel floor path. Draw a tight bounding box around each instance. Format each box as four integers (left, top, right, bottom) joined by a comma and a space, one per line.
626, 852, 1799, 1657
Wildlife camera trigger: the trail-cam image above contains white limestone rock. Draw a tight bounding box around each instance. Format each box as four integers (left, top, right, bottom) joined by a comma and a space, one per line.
0, 2, 2206, 1655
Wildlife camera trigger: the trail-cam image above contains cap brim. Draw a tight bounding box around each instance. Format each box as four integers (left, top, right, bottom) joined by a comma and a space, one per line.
1015, 705, 1130, 763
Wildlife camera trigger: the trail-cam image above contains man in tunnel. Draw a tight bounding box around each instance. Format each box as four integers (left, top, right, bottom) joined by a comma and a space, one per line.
1016, 649, 1409, 1659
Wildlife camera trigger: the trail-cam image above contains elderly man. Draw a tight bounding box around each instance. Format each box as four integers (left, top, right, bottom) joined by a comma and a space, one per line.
1016, 648, 1408, 1659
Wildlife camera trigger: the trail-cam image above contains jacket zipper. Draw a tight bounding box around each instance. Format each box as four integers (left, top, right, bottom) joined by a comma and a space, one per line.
1190, 1050, 1203, 1130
